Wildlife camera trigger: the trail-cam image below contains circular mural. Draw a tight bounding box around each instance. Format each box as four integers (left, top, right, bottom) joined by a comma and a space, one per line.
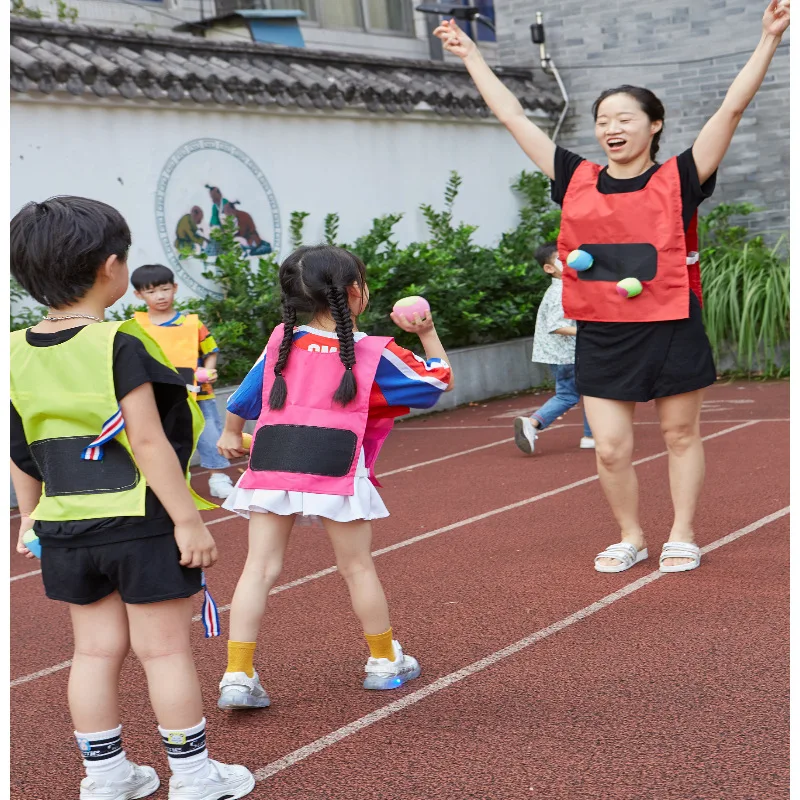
155, 138, 282, 299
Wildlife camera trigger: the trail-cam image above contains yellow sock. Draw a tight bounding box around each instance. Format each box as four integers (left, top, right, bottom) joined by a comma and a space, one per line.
364, 628, 395, 661
226, 641, 256, 678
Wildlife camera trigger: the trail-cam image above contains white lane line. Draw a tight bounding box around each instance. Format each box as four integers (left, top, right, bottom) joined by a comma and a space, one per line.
253, 506, 789, 782
10, 659, 75, 688
377, 438, 514, 477
10, 569, 44, 583
11, 421, 759, 687
398, 419, 788, 430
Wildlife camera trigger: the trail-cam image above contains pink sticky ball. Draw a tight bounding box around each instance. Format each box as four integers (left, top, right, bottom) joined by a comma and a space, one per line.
393, 295, 430, 322
195, 367, 210, 383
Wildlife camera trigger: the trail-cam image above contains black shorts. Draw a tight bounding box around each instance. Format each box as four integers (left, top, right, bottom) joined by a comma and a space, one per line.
575, 291, 717, 402
40, 534, 203, 606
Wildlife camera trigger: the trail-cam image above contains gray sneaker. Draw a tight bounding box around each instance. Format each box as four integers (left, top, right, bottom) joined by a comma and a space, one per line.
80, 763, 160, 800
513, 416, 537, 454
217, 670, 271, 710
363, 640, 421, 690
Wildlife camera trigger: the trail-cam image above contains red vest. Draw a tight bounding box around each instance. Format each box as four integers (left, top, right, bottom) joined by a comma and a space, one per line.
559, 157, 701, 323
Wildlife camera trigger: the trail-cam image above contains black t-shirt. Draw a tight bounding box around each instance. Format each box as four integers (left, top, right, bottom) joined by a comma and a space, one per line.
10, 326, 194, 547
551, 146, 716, 232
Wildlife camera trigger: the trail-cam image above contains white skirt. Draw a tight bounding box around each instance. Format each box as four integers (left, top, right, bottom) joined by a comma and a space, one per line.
222, 448, 389, 523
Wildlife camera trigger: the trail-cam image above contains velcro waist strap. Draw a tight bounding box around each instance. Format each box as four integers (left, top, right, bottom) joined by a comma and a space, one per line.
30, 437, 139, 497
249, 425, 357, 478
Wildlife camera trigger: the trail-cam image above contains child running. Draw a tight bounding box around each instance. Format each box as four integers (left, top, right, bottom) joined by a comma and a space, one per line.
10, 197, 254, 800
130, 264, 235, 499
514, 243, 594, 454
215, 244, 453, 708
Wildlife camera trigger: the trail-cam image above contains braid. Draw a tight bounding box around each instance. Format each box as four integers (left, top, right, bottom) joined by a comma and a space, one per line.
268, 300, 297, 410
327, 286, 358, 406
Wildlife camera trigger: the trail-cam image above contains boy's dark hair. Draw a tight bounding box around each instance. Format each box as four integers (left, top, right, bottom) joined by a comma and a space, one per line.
270, 245, 367, 411
131, 264, 176, 291
535, 243, 559, 269
10, 196, 131, 309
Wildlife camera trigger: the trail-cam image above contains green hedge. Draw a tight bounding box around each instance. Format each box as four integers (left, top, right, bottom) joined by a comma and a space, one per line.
11, 174, 789, 382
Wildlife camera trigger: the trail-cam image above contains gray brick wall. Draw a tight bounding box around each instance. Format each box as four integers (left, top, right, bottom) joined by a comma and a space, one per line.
494, 1, 789, 241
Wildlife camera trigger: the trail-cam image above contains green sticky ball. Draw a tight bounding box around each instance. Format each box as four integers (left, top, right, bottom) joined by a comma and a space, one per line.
616, 278, 643, 298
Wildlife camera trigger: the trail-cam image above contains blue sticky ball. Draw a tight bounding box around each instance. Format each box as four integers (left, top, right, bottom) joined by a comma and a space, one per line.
22, 529, 41, 559
567, 250, 594, 271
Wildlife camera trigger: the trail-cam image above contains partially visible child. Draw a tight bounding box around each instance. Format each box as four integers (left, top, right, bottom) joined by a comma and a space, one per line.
514, 243, 595, 455
10, 196, 254, 800
130, 264, 234, 499
214, 245, 453, 709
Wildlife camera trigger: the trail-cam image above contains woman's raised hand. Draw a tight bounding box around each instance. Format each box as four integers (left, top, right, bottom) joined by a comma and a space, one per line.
763, 0, 790, 37
433, 18, 477, 60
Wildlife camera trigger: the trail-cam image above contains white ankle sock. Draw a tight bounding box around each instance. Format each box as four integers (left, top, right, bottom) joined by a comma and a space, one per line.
159, 718, 210, 778
75, 724, 132, 783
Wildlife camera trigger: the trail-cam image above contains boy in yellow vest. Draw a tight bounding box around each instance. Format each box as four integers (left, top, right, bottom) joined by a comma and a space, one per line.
130, 264, 234, 500
10, 196, 254, 800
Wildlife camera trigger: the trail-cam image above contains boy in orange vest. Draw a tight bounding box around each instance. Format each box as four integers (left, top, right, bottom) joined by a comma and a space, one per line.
131, 265, 234, 499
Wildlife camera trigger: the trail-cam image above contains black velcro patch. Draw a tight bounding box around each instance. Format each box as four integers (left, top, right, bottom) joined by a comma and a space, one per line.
249, 425, 357, 478
576, 243, 658, 283
30, 437, 139, 497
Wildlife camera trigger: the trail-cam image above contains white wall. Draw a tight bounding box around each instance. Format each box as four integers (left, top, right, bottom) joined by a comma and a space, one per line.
11, 99, 540, 308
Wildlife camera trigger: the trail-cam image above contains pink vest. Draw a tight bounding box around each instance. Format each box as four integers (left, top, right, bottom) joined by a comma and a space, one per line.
238, 325, 394, 496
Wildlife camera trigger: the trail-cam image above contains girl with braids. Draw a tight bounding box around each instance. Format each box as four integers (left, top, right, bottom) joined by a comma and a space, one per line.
435, 1, 789, 575
214, 245, 453, 705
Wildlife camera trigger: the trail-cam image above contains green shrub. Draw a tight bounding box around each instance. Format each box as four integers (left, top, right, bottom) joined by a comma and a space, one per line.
699, 203, 789, 377
10, 180, 789, 383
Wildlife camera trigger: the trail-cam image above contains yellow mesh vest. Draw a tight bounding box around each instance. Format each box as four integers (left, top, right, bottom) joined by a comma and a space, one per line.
10, 321, 215, 522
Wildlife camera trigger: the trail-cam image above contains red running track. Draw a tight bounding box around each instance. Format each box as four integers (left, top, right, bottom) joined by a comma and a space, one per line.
9, 380, 789, 799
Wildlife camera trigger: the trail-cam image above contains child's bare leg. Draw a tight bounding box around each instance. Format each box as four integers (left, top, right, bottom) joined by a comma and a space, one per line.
68, 592, 130, 732
323, 517, 420, 689
128, 597, 255, 793
218, 512, 294, 709
323, 518, 390, 635
68, 592, 159, 791
228, 512, 295, 643
127, 598, 202, 729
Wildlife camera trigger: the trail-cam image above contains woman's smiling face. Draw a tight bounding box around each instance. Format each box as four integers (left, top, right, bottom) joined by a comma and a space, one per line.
594, 93, 663, 165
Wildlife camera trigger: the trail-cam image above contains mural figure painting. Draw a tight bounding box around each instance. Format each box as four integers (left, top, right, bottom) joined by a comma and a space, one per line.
195, 184, 272, 258
174, 205, 208, 251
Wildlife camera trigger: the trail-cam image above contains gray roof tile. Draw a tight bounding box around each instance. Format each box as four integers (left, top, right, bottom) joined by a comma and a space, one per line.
10, 17, 560, 118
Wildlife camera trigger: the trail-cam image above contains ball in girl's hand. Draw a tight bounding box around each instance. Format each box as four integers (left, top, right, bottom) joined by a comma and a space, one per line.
567, 250, 594, 271
242, 433, 253, 450
22, 529, 41, 559
393, 296, 431, 322
195, 367, 210, 383
616, 277, 643, 298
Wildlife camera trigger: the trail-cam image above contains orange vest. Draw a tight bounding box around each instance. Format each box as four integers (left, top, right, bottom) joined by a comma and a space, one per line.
133, 312, 199, 387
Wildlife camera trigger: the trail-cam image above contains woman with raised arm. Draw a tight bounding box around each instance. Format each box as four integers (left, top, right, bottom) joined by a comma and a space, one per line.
435, 2, 789, 574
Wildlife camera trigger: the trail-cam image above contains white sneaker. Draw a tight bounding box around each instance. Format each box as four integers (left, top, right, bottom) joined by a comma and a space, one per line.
513, 416, 538, 454
208, 473, 234, 499
580, 437, 596, 449
217, 670, 271, 710
168, 760, 254, 800
363, 640, 421, 690
80, 763, 160, 800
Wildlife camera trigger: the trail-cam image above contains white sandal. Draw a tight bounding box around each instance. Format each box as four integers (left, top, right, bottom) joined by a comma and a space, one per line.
594, 542, 649, 573
659, 542, 701, 573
